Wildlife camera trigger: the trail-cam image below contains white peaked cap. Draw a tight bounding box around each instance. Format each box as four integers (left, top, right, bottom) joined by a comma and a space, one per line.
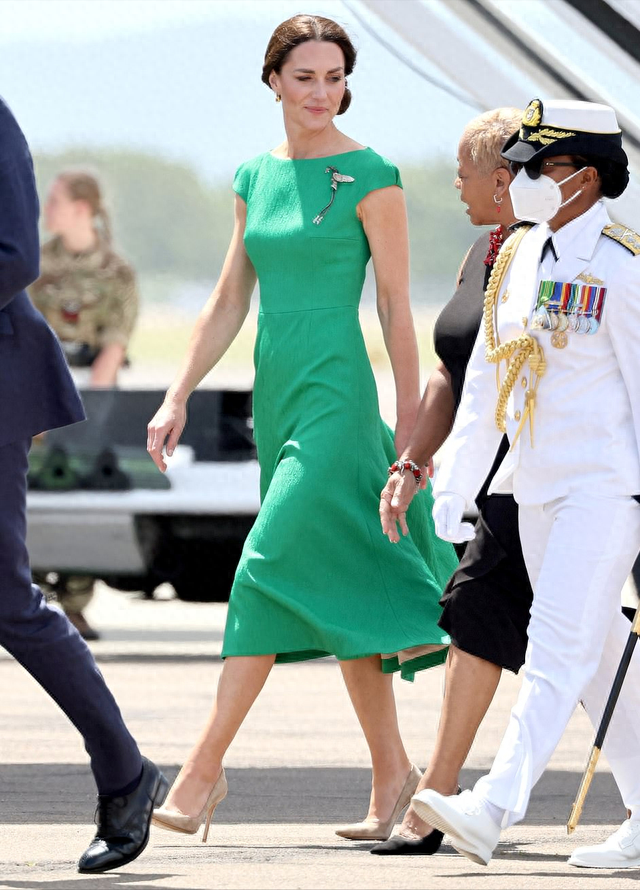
541, 100, 620, 135
502, 97, 627, 166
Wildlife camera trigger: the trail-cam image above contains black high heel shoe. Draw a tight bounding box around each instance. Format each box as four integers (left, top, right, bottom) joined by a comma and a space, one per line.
370, 784, 461, 856
370, 828, 444, 856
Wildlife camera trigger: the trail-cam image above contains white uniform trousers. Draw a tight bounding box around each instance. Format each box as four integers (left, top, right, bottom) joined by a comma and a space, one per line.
474, 493, 640, 827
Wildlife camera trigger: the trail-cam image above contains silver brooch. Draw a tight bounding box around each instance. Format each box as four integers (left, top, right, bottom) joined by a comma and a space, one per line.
313, 166, 355, 225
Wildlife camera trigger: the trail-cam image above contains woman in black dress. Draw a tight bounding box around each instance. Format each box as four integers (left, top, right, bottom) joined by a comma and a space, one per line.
375, 107, 530, 855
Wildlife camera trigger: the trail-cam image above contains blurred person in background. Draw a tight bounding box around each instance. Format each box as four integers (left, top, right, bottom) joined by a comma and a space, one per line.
29, 169, 139, 640
376, 108, 533, 855
148, 14, 457, 843
0, 93, 166, 876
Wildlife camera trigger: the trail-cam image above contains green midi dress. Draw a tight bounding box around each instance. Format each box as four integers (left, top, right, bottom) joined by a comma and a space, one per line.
221, 148, 457, 680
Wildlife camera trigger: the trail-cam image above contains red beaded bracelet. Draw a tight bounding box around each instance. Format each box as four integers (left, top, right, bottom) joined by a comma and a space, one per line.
388, 459, 423, 484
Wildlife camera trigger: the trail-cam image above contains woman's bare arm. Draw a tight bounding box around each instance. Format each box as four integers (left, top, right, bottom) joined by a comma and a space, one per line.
147, 196, 256, 470
90, 342, 126, 386
402, 360, 455, 466
380, 361, 456, 542
359, 185, 420, 454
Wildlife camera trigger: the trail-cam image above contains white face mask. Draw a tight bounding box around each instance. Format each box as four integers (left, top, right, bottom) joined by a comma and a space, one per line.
509, 166, 585, 224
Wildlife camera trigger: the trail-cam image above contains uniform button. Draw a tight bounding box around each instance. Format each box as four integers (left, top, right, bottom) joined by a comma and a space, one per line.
522, 316, 528, 327
514, 410, 522, 421
521, 377, 528, 388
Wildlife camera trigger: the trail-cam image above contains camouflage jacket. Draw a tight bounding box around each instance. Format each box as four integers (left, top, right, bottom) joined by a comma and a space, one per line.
29, 237, 139, 351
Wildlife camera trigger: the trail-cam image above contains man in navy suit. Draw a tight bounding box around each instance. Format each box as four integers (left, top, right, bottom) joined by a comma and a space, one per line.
0, 96, 168, 872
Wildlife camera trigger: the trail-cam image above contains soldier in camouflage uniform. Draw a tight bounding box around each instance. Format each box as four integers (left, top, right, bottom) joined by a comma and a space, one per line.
29, 170, 139, 640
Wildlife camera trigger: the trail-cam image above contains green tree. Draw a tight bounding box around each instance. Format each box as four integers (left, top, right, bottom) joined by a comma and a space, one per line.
33, 149, 234, 281
402, 161, 482, 301
33, 149, 484, 304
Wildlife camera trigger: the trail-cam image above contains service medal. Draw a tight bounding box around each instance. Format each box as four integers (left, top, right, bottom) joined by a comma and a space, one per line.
531, 311, 545, 330
568, 314, 581, 333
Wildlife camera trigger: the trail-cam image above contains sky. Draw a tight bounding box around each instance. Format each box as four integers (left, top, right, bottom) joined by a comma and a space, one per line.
1, 0, 637, 188
0, 1, 307, 42
0, 0, 478, 182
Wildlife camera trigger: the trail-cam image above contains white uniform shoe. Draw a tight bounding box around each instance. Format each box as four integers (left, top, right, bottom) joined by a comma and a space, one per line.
411, 789, 501, 866
569, 820, 640, 868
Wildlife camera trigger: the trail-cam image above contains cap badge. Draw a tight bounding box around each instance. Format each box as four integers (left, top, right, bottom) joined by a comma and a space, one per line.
522, 99, 543, 128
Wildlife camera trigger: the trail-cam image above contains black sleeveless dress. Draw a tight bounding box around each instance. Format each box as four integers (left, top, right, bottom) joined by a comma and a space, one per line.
433, 231, 533, 673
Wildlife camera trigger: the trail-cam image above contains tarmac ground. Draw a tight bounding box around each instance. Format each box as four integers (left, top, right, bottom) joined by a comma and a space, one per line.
0, 583, 637, 890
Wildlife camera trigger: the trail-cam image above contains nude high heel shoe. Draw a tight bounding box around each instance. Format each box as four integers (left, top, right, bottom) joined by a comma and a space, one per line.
335, 764, 422, 841
152, 769, 227, 843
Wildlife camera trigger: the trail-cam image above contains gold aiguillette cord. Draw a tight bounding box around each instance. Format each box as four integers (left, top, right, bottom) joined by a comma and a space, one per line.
482, 225, 546, 448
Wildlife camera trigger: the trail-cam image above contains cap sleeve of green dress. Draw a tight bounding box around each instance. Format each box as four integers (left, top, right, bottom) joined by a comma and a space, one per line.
232, 158, 255, 203
352, 151, 403, 204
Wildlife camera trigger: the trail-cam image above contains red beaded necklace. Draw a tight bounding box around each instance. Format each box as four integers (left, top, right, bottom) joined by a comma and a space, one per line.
484, 225, 505, 267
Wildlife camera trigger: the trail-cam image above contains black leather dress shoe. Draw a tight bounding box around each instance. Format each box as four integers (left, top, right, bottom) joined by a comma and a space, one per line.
78, 757, 168, 874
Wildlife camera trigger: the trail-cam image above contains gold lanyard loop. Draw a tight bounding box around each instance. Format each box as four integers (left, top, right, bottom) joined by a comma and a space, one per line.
482, 226, 546, 448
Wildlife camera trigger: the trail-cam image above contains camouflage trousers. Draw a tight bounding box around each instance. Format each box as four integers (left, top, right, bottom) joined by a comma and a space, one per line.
57, 575, 95, 614
34, 572, 94, 615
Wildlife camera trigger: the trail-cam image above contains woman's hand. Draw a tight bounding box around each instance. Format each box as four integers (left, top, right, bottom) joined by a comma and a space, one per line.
379, 471, 421, 543
147, 398, 187, 472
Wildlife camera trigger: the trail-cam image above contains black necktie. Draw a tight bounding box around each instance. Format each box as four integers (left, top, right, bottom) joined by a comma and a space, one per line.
541, 236, 558, 264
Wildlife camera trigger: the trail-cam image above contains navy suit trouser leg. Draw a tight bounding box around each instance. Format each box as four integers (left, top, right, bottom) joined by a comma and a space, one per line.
0, 437, 142, 794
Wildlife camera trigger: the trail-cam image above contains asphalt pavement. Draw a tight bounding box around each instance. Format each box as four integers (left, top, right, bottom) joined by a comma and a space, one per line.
0, 583, 637, 889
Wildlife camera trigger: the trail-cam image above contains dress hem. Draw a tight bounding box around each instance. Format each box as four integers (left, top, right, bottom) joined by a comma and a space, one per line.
221, 642, 449, 680
381, 648, 448, 682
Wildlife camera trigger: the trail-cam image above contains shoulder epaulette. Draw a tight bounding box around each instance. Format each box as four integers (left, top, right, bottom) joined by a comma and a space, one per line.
602, 223, 640, 256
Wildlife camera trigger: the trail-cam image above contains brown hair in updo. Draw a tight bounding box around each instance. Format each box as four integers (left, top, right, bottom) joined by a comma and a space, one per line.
56, 169, 112, 244
262, 15, 356, 115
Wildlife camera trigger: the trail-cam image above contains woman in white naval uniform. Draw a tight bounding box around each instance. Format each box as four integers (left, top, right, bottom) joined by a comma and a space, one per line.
411, 99, 640, 870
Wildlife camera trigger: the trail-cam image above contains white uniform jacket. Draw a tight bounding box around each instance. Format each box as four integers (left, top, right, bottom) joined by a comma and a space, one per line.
434, 201, 640, 507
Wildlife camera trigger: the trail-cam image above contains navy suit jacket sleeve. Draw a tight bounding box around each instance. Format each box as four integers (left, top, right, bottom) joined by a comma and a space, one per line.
0, 98, 40, 309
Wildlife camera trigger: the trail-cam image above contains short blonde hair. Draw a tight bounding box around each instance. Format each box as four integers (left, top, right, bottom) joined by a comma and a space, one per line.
460, 107, 522, 176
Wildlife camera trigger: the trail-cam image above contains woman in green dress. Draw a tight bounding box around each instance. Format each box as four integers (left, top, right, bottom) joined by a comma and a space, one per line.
147, 14, 457, 842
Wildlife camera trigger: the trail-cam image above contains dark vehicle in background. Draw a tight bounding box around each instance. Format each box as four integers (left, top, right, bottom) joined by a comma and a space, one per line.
27, 389, 260, 602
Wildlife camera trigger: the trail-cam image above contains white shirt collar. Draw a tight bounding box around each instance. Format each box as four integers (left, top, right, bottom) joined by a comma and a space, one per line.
542, 200, 609, 263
